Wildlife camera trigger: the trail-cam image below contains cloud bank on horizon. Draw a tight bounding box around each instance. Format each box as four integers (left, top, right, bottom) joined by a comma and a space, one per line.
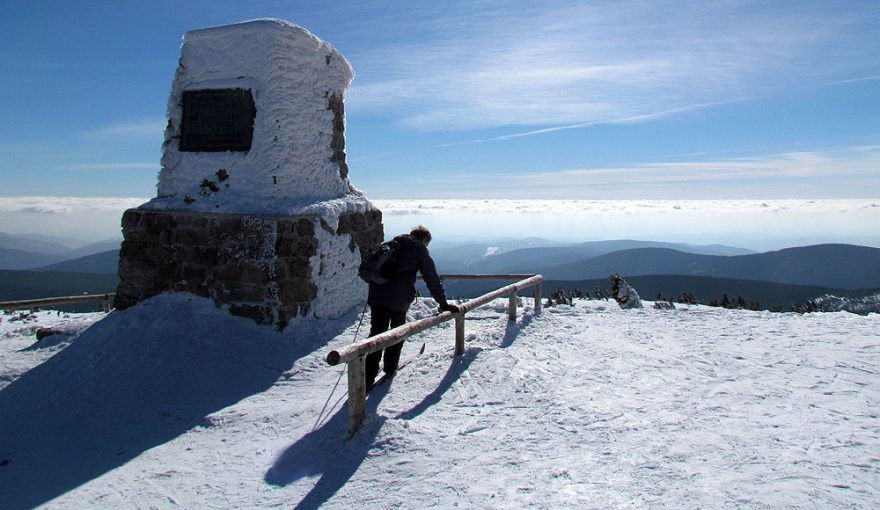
375, 198, 880, 250
1, 197, 877, 251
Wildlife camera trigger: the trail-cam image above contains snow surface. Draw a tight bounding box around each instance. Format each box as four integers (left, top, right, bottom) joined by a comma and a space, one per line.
1, 294, 878, 508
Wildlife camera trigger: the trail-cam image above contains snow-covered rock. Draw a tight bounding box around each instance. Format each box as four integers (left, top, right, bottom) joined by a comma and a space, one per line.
611, 273, 643, 309
804, 293, 880, 315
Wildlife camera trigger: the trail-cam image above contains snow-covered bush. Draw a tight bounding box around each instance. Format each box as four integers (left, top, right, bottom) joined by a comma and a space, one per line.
546, 288, 574, 307
709, 294, 761, 311
795, 294, 880, 315
610, 274, 642, 309
593, 287, 611, 300
653, 293, 676, 310
676, 292, 698, 305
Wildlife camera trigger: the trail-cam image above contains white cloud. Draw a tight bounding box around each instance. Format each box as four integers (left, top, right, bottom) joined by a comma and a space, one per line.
373, 198, 879, 218
0, 196, 147, 215
0, 196, 149, 243
347, 1, 880, 131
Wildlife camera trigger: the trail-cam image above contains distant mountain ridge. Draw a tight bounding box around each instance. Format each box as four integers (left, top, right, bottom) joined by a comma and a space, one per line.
540, 244, 880, 289
0, 269, 118, 303
436, 241, 880, 290
0, 232, 121, 271
2, 236, 879, 307
434, 239, 754, 274
0, 231, 73, 255
35, 250, 121, 274
0, 248, 67, 271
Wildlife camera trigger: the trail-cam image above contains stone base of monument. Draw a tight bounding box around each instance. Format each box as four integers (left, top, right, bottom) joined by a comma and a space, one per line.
114, 208, 382, 329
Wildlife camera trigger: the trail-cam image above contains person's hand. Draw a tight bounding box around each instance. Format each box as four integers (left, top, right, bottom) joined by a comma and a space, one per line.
440, 303, 461, 314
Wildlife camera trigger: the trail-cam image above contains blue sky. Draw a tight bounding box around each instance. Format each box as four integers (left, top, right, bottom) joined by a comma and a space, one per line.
1, 0, 878, 202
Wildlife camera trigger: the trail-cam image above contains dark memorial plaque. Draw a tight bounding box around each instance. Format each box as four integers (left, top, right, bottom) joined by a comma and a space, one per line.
179, 88, 256, 152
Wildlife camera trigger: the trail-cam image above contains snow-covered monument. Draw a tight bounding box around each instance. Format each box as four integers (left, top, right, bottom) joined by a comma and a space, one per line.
115, 19, 383, 329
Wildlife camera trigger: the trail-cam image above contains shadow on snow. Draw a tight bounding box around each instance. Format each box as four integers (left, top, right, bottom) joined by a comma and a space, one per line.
500, 312, 535, 349
397, 348, 480, 421
268, 308, 535, 508
0, 294, 353, 510
265, 386, 389, 510
266, 347, 482, 510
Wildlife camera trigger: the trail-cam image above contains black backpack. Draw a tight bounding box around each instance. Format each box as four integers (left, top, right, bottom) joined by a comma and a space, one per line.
358, 240, 400, 284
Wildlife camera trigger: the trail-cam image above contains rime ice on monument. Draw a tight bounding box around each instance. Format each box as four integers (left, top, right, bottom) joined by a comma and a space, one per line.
115, 19, 383, 329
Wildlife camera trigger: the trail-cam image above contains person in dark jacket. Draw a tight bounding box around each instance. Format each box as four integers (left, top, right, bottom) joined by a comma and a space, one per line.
366, 225, 460, 386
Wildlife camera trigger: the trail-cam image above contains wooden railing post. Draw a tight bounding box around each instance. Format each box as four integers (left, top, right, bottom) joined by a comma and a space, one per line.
508, 290, 517, 321
454, 314, 465, 356
346, 355, 366, 437
534, 281, 542, 315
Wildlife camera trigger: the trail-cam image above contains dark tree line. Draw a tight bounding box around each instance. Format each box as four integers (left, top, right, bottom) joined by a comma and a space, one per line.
708, 293, 761, 311
542, 277, 769, 312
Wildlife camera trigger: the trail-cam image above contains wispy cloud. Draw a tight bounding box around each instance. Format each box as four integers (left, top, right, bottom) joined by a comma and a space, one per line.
366, 144, 880, 199
346, 1, 880, 131
79, 119, 165, 142
498, 147, 880, 195
816, 74, 880, 88
429, 100, 743, 147
55, 162, 159, 171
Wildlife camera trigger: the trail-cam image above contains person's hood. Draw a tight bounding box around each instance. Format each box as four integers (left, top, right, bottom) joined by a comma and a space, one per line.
393, 234, 423, 249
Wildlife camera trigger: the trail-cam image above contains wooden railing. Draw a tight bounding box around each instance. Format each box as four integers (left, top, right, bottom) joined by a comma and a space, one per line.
326, 274, 543, 436
0, 293, 115, 312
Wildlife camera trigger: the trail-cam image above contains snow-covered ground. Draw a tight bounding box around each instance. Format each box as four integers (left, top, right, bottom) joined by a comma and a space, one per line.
1, 294, 878, 509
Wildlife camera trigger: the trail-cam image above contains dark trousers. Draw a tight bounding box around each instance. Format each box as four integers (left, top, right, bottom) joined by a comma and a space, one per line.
365, 305, 407, 384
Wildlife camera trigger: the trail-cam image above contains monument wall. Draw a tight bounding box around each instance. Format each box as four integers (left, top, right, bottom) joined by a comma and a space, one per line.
114, 19, 382, 329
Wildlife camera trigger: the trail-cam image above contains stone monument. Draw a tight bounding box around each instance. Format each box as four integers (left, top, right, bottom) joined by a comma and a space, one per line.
115, 19, 383, 329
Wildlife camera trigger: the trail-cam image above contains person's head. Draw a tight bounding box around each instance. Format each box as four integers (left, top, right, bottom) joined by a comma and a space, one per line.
410, 225, 432, 246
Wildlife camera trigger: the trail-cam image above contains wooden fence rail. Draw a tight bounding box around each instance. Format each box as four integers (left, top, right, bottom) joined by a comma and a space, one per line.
0, 293, 115, 312
326, 274, 543, 436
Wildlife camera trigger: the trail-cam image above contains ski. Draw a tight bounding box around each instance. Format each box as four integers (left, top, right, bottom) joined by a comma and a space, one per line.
367, 342, 426, 393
